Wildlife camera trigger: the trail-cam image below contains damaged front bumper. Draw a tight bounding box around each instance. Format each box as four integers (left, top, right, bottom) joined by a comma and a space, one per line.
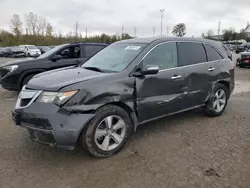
12, 102, 95, 150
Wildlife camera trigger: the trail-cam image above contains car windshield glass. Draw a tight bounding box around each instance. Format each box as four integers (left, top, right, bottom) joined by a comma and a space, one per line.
27, 45, 38, 49
82, 43, 146, 72
37, 44, 68, 59
42, 46, 50, 51
10, 47, 21, 50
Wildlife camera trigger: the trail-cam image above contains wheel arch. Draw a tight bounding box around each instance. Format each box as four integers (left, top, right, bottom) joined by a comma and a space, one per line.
19, 69, 46, 89
216, 80, 230, 95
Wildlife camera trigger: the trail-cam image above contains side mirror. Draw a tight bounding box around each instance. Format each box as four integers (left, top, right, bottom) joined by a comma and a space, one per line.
51, 54, 62, 62
142, 65, 160, 75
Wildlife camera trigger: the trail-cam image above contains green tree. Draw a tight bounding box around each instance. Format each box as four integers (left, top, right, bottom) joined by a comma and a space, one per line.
172, 23, 186, 37
10, 14, 23, 37
222, 28, 237, 41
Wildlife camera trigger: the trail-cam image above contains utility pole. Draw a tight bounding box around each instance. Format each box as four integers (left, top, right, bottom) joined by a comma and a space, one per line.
85, 28, 88, 39
166, 25, 169, 36
218, 20, 221, 35
153, 26, 155, 37
134, 27, 137, 37
160, 9, 165, 37
75, 21, 78, 38
121, 24, 124, 38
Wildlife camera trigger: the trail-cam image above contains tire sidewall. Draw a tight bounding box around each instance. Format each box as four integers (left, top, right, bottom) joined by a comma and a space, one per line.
84, 105, 132, 157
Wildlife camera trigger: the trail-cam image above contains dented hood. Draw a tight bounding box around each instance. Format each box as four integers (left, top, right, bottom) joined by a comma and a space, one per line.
26, 67, 109, 91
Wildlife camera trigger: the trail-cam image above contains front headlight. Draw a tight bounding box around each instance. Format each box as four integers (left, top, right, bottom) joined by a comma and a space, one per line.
36, 90, 78, 106
3, 65, 18, 73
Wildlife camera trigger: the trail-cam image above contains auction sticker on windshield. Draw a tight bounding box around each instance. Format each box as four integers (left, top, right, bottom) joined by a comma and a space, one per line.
125, 46, 141, 50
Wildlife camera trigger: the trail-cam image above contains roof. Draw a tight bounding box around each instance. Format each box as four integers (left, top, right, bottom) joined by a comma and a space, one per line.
70, 42, 109, 46
116, 37, 222, 45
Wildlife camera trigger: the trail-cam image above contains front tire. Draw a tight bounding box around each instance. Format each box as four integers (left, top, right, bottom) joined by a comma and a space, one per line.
204, 83, 229, 117
81, 105, 132, 157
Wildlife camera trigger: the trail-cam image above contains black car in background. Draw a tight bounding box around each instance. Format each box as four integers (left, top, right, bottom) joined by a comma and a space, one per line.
12, 37, 235, 157
0, 42, 108, 90
3, 47, 26, 58
0, 47, 5, 57
37, 46, 51, 54
236, 49, 250, 67
236, 43, 250, 53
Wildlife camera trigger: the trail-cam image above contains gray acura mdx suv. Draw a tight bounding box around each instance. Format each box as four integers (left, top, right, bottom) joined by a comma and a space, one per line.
12, 37, 235, 157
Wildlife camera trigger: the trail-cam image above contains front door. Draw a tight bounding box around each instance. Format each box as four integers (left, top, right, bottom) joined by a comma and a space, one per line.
50, 45, 83, 69
136, 42, 186, 123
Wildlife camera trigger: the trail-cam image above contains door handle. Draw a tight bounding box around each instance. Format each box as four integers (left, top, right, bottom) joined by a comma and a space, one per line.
171, 75, 182, 80
208, 67, 215, 71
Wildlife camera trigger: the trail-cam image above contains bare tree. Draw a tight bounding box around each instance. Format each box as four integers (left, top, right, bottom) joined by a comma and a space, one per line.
25, 12, 38, 35
10, 14, 23, 37
36, 17, 47, 35
46, 23, 53, 36
172, 23, 186, 37
206, 30, 214, 37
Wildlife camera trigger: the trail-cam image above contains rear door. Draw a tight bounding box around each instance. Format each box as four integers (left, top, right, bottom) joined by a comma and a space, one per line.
178, 42, 215, 108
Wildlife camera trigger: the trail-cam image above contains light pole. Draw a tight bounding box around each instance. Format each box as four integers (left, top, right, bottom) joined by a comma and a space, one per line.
160, 9, 164, 37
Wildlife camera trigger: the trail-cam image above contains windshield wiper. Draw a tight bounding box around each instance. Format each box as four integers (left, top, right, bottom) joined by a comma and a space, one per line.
83, 66, 104, 73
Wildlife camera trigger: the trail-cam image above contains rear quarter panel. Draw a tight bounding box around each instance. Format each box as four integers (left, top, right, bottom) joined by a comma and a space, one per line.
214, 59, 234, 94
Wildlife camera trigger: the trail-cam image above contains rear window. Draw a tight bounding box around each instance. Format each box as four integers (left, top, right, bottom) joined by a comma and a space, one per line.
178, 42, 207, 66
85, 45, 106, 58
205, 44, 223, 61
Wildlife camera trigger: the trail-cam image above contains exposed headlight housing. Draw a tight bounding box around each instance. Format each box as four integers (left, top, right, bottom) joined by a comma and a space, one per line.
3, 65, 18, 73
36, 90, 78, 106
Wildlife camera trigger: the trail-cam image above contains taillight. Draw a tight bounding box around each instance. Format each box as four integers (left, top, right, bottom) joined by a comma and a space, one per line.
232, 62, 236, 69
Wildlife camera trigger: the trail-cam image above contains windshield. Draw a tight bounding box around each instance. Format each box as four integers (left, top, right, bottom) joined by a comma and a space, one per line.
10, 47, 21, 51
39, 46, 50, 51
27, 45, 38, 50
37, 44, 68, 59
82, 43, 146, 72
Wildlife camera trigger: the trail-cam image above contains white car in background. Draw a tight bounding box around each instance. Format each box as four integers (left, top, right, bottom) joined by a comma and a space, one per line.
19, 45, 41, 57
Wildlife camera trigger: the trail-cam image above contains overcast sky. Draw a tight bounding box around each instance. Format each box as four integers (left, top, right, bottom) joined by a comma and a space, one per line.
0, 0, 249, 37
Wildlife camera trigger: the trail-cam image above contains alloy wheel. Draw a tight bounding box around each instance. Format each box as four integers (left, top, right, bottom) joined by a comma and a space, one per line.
213, 89, 226, 113
95, 115, 126, 151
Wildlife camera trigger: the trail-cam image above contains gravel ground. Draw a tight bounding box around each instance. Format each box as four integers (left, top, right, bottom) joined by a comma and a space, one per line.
1, 56, 250, 188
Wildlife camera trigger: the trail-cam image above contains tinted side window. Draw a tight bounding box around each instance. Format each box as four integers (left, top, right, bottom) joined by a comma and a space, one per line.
178, 42, 207, 66
205, 44, 223, 61
143, 42, 178, 70
85, 45, 105, 58
57, 45, 80, 59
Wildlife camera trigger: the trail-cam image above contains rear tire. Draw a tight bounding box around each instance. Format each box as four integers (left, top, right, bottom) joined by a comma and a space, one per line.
81, 105, 132, 158
204, 83, 229, 117
21, 74, 36, 89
